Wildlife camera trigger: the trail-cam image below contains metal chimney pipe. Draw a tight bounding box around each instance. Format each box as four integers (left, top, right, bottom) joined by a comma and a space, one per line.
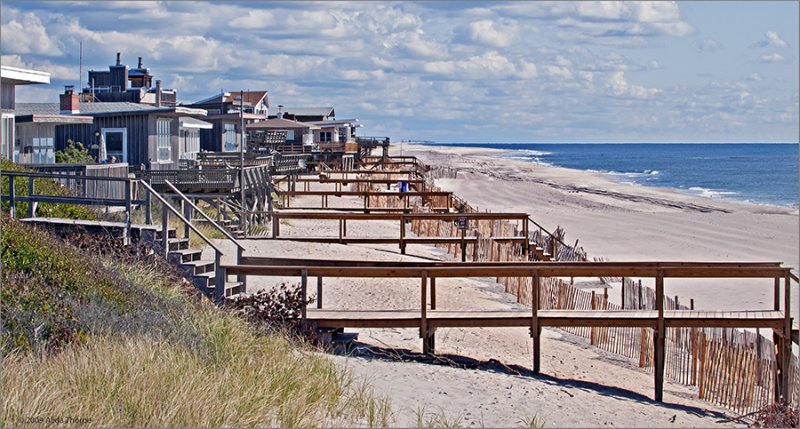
155, 80, 162, 107
116, 52, 121, 65
138, 57, 142, 68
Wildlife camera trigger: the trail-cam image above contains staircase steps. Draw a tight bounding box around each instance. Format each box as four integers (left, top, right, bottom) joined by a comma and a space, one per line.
168, 248, 203, 264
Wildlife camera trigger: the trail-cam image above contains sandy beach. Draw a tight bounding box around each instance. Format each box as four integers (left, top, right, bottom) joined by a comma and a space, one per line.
210, 143, 797, 427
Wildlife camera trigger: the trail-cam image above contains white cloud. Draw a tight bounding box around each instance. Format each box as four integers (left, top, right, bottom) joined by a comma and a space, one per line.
760, 53, 785, 63
468, 19, 518, 47
424, 51, 537, 80
0, 55, 77, 80
605, 71, 660, 99
0, 9, 62, 55
230, 10, 274, 30
696, 38, 721, 53
759, 31, 788, 48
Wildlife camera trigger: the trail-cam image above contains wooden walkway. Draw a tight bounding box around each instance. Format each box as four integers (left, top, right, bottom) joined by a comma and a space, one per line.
307, 309, 786, 329
221, 260, 795, 403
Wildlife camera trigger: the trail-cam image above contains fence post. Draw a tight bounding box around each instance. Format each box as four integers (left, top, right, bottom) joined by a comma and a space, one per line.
124, 180, 132, 246
144, 184, 152, 225
301, 269, 308, 321
27, 176, 36, 218
638, 279, 643, 309
8, 175, 15, 218
161, 201, 169, 259
430, 277, 436, 310
621, 277, 625, 309
654, 270, 666, 402
214, 252, 225, 302
316, 276, 323, 309
421, 271, 429, 354
532, 272, 541, 374
237, 245, 245, 289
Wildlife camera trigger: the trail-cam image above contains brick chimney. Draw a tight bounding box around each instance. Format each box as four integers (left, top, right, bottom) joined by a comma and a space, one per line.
155, 80, 162, 107
60, 85, 80, 114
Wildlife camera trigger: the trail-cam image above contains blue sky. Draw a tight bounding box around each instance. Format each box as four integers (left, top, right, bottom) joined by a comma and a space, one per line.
2, 1, 797, 143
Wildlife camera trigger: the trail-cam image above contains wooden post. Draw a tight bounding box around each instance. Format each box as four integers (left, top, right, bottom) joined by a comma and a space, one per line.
124, 180, 132, 246
654, 271, 665, 402
522, 218, 529, 257
532, 273, 541, 373
213, 252, 224, 302
145, 186, 152, 225
272, 214, 280, 237
621, 277, 625, 309
690, 299, 694, 310
780, 272, 790, 401
8, 175, 15, 218
773, 277, 780, 311
316, 276, 323, 309
180, 199, 189, 239
421, 271, 430, 355
236, 245, 245, 288
400, 214, 406, 254
301, 269, 308, 321
430, 277, 436, 310
27, 176, 35, 218
343, 218, 347, 237
338, 218, 343, 243
161, 201, 169, 258
590, 290, 596, 345
638, 279, 643, 310
460, 227, 466, 262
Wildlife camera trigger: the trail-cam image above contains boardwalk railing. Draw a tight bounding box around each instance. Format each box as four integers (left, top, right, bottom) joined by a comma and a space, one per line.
221, 259, 795, 407
2, 170, 143, 244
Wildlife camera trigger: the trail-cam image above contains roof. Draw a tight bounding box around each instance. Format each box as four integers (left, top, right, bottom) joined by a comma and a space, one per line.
15, 102, 206, 117
308, 118, 361, 128
192, 90, 268, 107
246, 117, 321, 130
15, 114, 93, 125
281, 107, 335, 117
1, 66, 50, 85
179, 116, 213, 129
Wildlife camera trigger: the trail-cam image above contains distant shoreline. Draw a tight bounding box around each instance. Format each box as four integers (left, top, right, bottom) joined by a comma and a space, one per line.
416, 141, 799, 209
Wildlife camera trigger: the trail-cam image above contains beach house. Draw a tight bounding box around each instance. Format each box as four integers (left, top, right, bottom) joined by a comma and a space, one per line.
187, 91, 269, 153
1, 65, 53, 162
15, 85, 209, 168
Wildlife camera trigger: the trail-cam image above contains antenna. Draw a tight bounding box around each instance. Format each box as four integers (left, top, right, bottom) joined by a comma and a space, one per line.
79, 41, 83, 93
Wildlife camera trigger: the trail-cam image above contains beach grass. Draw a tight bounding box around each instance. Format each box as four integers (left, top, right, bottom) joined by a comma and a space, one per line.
1, 218, 392, 427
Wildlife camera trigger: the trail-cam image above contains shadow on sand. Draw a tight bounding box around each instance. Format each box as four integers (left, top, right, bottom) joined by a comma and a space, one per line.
343, 342, 730, 420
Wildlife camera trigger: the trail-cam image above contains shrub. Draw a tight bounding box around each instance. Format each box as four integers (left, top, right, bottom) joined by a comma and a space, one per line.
224, 283, 315, 335
55, 139, 94, 164
0, 159, 96, 220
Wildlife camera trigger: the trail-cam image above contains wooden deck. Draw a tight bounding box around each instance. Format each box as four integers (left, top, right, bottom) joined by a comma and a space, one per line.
307, 309, 786, 330
221, 259, 795, 403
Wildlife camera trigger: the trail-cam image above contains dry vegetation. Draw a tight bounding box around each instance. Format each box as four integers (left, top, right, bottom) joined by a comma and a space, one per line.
0, 218, 391, 427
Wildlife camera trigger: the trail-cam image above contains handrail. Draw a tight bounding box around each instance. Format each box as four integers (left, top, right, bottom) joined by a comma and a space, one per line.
138, 180, 225, 255
527, 216, 570, 249
1, 170, 133, 183
163, 180, 245, 250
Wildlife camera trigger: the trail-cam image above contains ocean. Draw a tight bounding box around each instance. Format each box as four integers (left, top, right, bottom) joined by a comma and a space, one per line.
423, 143, 799, 208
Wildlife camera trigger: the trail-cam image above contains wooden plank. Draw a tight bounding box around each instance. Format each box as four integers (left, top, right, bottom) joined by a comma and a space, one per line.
655, 271, 665, 402
532, 273, 541, 373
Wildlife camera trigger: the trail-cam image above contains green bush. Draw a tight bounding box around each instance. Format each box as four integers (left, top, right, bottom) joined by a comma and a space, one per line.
55, 139, 94, 164
0, 159, 96, 220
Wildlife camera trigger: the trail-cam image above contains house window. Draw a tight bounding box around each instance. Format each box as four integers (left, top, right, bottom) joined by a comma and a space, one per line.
32, 137, 54, 164
180, 129, 200, 160
1, 114, 13, 160
223, 123, 237, 152
157, 118, 171, 161
320, 131, 332, 142
285, 130, 295, 141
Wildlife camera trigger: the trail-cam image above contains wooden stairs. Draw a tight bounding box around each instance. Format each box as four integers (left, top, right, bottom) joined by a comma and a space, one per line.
152, 227, 245, 298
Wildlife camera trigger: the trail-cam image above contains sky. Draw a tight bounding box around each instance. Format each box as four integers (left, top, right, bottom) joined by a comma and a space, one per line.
2, 1, 798, 143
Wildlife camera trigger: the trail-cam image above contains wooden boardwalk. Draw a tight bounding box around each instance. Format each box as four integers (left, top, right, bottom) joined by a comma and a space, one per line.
307, 309, 786, 329
221, 260, 795, 403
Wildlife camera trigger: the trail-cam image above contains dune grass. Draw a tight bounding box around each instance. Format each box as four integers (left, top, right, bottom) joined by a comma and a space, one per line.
1, 218, 392, 427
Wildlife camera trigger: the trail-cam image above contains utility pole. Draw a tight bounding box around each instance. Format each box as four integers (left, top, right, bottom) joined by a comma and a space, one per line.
240, 90, 246, 235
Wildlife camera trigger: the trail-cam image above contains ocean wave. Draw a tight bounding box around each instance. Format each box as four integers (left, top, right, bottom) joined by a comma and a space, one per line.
512, 149, 553, 157
601, 169, 660, 178
686, 186, 739, 199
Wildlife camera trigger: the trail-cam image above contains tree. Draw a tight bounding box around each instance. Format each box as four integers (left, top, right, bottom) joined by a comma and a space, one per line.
55, 140, 94, 164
